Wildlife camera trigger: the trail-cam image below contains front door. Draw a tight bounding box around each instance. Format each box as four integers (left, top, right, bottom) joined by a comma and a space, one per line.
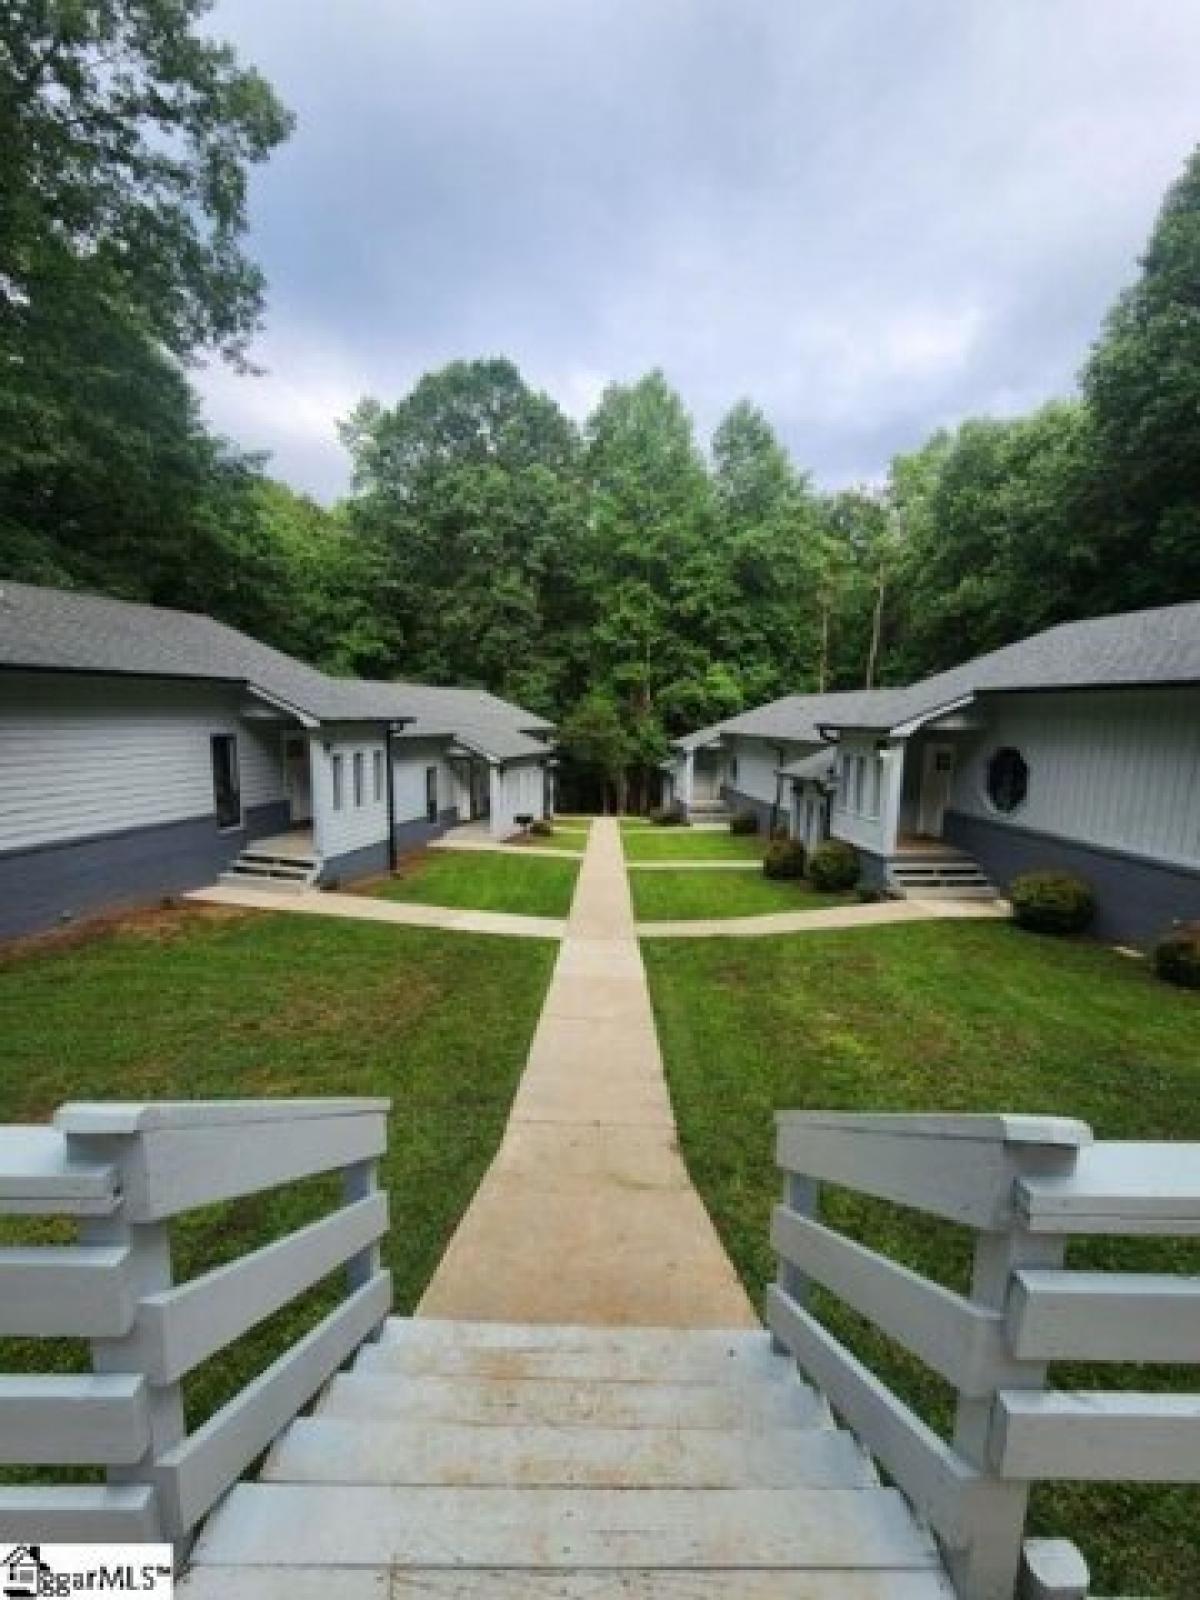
917, 743, 955, 837
284, 735, 312, 823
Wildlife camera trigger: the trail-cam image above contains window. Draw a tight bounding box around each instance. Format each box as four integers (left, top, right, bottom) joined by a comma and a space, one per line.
426, 765, 439, 822
331, 753, 344, 811
353, 751, 364, 807
210, 734, 241, 830
728, 755, 739, 783
373, 749, 383, 803
867, 755, 882, 819
852, 755, 865, 815
987, 747, 1028, 814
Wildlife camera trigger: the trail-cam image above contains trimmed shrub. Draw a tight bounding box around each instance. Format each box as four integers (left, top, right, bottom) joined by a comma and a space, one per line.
763, 839, 806, 880
729, 810, 759, 835
1154, 922, 1200, 990
649, 807, 684, 826
808, 839, 860, 893
529, 818, 554, 837
770, 823, 790, 842
1009, 870, 1095, 936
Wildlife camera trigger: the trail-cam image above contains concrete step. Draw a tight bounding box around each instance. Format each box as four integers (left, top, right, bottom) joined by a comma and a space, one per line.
366, 1319, 784, 1383
189, 1484, 942, 1573
263, 1417, 876, 1489
315, 1371, 831, 1431
219, 871, 312, 895
181, 1572, 956, 1599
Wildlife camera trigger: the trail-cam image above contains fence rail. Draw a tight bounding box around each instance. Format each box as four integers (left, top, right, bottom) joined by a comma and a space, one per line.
0, 1097, 391, 1547
767, 1110, 1200, 1600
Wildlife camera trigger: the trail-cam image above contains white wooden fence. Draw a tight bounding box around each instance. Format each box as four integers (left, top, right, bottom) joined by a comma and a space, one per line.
768, 1110, 1200, 1600
0, 1098, 390, 1546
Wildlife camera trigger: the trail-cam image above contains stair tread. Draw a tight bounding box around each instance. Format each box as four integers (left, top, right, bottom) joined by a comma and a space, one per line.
264, 1417, 874, 1489
315, 1372, 830, 1430
181, 1569, 954, 1598
315, 1374, 829, 1432
191, 1485, 941, 1572
363, 1321, 784, 1383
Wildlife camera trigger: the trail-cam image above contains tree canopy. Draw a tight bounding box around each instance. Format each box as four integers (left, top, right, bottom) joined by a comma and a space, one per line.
2, 8, 1199, 811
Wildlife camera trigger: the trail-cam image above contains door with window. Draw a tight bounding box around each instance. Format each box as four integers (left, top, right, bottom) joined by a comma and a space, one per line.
210, 734, 242, 830
917, 743, 955, 837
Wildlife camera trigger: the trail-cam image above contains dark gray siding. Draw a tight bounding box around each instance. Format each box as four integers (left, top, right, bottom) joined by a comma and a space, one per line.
0, 800, 289, 942
945, 810, 1200, 944
723, 786, 775, 833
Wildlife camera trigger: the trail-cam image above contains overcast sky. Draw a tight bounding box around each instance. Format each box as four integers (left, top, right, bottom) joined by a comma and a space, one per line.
198, 0, 1200, 502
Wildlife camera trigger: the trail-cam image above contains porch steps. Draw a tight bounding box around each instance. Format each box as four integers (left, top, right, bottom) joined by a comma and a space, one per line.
888, 855, 997, 901
220, 846, 320, 893
181, 1319, 951, 1597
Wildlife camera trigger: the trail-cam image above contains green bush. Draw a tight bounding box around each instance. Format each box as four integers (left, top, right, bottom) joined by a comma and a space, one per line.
763, 839, 806, 880
1154, 922, 1200, 989
650, 806, 684, 826
808, 839, 860, 892
1009, 870, 1095, 936
729, 811, 759, 835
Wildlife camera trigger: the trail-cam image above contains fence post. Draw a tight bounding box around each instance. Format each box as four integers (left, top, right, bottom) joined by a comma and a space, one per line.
946, 1138, 1075, 1600
74, 1127, 184, 1545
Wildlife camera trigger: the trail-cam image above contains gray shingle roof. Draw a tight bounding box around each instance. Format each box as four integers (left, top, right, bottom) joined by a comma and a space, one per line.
705, 602, 1200, 744
0, 581, 552, 760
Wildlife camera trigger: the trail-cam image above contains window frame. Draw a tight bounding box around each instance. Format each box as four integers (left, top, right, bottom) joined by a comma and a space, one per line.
331, 753, 344, 812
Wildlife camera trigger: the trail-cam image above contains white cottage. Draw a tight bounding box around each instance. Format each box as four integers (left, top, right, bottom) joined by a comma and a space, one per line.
0, 582, 554, 940
669, 602, 1200, 942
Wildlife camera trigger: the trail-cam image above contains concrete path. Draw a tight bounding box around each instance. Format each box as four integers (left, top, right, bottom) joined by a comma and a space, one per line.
418, 818, 757, 1327
638, 897, 1010, 939
430, 837, 583, 860
184, 884, 566, 940
626, 859, 763, 871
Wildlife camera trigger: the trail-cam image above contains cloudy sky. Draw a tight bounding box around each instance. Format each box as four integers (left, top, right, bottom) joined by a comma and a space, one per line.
199, 0, 1200, 502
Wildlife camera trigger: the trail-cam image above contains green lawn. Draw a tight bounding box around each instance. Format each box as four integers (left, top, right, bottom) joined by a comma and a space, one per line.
369, 849, 580, 917
621, 827, 765, 861
643, 920, 1200, 1598
630, 869, 850, 920
0, 906, 554, 1459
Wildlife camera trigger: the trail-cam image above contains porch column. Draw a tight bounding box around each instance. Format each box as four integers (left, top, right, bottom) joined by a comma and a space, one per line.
879, 739, 905, 856
681, 751, 694, 808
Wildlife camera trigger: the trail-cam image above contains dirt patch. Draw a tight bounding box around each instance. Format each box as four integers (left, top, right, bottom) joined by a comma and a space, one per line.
0, 900, 249, 966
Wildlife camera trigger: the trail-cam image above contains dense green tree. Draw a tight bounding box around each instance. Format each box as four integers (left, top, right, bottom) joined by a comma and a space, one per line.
1, 0, 293, 361
1082, 144, 1200, 607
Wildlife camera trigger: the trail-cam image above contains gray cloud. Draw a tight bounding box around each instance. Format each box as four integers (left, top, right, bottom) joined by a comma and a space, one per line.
198, 0, 1200, 500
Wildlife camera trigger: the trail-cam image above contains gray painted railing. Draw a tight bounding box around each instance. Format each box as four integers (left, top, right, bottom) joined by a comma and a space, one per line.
767, 1110, 1200, 1600
0, 1098, 391, 1547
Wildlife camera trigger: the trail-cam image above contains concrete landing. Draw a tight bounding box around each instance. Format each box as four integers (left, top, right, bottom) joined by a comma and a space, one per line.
417, 818, 756, 1327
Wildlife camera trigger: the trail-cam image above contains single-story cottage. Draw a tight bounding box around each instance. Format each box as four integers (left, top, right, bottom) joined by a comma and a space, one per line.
0, 582, 554, 941
667, 602, 1200, 942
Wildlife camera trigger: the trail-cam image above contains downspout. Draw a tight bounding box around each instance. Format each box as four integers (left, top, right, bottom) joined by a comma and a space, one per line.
385, 724, 397, 873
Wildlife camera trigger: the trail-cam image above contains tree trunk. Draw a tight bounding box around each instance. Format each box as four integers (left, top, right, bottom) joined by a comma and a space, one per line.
817, 597, 831, 693
865, 570, 886, 689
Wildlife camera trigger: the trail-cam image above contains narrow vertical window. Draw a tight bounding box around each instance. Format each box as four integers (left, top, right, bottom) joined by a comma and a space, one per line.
353, 751, 364, 807
210, 734, 241, 830
868, 755, 882, 819
373, 749, 383, 803
331, 754, 344, 811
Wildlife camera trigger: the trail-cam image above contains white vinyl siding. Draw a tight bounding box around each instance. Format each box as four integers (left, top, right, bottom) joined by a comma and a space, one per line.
311, 730, 389, 860
392, 739, 461, 826
723, 737, 781, 806
0, 673, 284, 853
490, 759, 547, 837
948, 687, 1200, 870
831, 735, 899, 855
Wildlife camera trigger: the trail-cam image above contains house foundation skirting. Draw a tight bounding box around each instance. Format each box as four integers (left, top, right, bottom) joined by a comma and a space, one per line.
0, 800, 291, 942
944, 811, 1200, 944
722, 786, 776, 834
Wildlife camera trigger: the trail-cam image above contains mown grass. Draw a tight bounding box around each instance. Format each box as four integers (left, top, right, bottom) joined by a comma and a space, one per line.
643, 919, 1200, 1599
0, 906, 555, 1467
620, 827, 765, 861
369, 849, 580, 917
629, 868, 850, 920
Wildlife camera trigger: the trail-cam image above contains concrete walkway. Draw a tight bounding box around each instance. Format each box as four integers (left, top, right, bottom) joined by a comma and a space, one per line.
639, 897, 1010, 939
184, 884, 566, 940
418, 818, 757, 1327
430, 836, 583, 860
626, 859, 763, 871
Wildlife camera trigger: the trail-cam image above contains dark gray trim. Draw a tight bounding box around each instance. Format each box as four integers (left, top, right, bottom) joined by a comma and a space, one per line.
850, 847, 890, 891
318, 838, 391, 888
944, 811, 1200, 944
0, 800, 289, 942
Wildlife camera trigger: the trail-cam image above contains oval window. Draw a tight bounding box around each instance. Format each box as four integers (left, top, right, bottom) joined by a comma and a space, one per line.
987, 747, 1028, 814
